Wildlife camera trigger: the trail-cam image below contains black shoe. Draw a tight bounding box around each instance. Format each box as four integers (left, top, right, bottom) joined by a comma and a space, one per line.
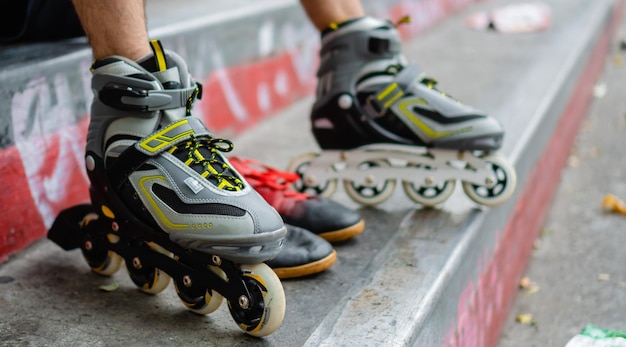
266, 224, 336, 279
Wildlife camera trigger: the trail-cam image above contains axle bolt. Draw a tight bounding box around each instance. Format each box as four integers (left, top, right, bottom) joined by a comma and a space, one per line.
239, 295, 250, 309
132, 257, 142, 270
183, 275, 193, 287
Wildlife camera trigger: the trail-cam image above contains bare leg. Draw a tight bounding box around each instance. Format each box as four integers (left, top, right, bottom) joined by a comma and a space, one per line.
71, 0, 151, 60
300, 0, 365, 31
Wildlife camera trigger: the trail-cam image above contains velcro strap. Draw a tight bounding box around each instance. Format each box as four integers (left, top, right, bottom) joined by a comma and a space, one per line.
108, 117, 211, 190
99, 83, 199, 112
136, 117, 212, 156
365, 64, 422, 116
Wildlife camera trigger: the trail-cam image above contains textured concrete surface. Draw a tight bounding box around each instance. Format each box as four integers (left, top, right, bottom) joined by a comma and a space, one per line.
498, 25, 626, 347
0, 0, 622, 346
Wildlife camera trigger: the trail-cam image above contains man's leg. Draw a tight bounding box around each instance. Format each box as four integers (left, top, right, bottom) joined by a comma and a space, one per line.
72, 0, 150, 60
300, 0, 365, 30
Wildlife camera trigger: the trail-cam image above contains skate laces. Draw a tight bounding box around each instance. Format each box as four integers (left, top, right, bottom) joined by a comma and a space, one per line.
228, 157, 308, 201
171, 135, 244, 191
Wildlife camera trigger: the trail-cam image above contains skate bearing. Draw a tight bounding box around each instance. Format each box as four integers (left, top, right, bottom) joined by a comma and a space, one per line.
238, 295, 250, 309
132, 257, 142, 270
182, 275, 193, 287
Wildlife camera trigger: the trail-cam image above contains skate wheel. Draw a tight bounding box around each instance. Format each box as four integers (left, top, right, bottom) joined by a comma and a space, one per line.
175, 265, 225, 315
228, 263, 285, 337
80, 213, 123, 276
86, 251, 124, 276
462, 154, 517, 207
402, 164, 456, 207
125, 242, 172, 295
286, 152, 337, 197
343, 159, 396, 206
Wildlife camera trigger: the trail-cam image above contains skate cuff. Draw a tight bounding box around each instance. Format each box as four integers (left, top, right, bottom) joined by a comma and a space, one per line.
365, 63, 423, 116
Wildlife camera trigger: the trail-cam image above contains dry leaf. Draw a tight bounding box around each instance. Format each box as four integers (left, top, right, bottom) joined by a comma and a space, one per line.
519, 277, 532, 288
99, 282, 120, 292
516, 314, 535, 325
526, 286, 541, 295
602, 194, 626, 216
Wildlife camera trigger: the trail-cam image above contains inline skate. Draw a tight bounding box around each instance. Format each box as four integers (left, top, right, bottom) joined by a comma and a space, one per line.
48, 40, 286, 337
287, 17, 517, 207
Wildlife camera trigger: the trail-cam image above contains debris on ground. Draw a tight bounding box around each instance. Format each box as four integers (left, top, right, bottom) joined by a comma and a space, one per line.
564, 324, 626, 347
519, 277, 540, 295
601, 194, 626, 216
98, 282, 120, 292
515, 313, 538, 327
465, 2, 551, 34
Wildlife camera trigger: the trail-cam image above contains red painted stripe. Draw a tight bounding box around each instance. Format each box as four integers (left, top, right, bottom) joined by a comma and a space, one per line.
199, 50, 316, 136
0, 146, 46, 262
0, 118, 90, 262
444, 2, 624, 346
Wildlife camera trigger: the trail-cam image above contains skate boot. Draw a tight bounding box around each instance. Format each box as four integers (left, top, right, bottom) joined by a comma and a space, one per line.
287, 17, 517, 207
48, 40, 286, 337
229, 157, 364, 242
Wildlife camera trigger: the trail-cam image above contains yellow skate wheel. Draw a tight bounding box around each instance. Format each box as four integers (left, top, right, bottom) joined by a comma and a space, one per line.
462, 154, 517, 207
228, 263, 285, 337
286, 152, 337, 197
79, 213, 123, 276
125, 242, 172, 295
86, 251, 124, 276
175, 265, 225, 315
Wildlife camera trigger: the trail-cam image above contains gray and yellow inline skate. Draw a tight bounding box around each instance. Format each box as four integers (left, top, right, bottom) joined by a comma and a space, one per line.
288, 17, 517, 207
48, 40, 286, 337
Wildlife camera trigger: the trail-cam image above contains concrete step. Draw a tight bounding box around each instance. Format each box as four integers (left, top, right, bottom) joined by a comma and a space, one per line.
0, 0, 622, 346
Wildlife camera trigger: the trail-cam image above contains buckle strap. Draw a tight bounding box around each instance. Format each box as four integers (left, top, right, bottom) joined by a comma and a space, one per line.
97, 81, 200, 112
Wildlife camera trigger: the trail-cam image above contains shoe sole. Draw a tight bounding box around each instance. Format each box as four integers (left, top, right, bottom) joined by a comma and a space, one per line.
270, 250, 337, 279
317, 220, 365, 243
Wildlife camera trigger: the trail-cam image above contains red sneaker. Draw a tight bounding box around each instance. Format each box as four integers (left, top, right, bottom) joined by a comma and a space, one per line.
229, 157, 365, 242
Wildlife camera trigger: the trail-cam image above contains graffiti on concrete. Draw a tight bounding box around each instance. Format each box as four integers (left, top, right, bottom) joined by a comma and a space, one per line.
10, 65, 92, 229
